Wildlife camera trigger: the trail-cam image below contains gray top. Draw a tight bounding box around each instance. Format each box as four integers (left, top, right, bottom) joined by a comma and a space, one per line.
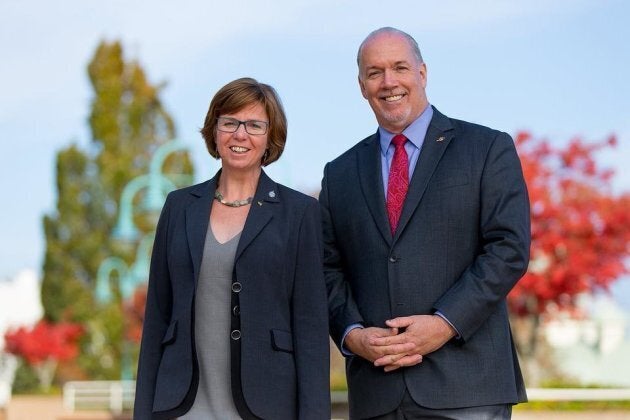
180, 227, 242, 420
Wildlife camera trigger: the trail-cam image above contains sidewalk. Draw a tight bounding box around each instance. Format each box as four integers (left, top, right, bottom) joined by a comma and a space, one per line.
513, 411, 630, 419
2, 395, 130, 420
3, 396, 629, 419
331, 405, 630, 419
3, 395, 64, 420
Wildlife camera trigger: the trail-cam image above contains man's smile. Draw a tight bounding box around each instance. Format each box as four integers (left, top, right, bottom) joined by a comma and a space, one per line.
383, 93, 405, 102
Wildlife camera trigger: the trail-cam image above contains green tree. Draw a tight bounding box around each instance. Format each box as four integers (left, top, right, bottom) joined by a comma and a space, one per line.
41, 40, 193, 382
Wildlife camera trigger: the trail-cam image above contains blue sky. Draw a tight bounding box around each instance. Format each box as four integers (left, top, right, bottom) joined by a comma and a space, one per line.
1, 0, 629, 310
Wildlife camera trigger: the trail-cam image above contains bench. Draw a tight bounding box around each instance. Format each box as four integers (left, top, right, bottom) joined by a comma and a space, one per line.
62, 381, 135, 415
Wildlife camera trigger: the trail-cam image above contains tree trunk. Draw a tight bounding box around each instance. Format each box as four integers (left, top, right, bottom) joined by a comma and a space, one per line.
33, 359, 57, 392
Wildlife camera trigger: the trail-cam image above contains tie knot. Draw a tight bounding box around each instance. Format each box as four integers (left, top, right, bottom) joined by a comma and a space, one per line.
392, 134, 407, 148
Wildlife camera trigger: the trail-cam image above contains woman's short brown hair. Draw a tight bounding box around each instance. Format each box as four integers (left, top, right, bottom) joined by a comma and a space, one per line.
200, 77, 287, 166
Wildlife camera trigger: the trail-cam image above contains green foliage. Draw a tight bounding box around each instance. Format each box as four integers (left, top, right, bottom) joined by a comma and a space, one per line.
330, 342, 347, 391
76, 303, 126, 380
10, 362, 63, 395
540, 379, 617, 389
41, 146, 102, 322
517, 381, 630, 411
516, 400, 630, 411
11, 363, 40, 394
41, 40, 194, 382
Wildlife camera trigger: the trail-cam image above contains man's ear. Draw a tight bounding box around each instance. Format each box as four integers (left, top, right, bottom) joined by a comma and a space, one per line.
419, 62, 427, 89
358, 76, 368, 99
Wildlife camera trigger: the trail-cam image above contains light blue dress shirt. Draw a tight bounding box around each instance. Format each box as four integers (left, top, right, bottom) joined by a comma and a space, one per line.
379, 105, 433, 197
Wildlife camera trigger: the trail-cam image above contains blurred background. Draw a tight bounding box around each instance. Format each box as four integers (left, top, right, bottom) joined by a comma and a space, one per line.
1, 0, 629, 418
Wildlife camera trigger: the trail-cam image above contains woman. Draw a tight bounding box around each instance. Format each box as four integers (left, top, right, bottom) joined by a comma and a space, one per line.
134, 78, 330, 419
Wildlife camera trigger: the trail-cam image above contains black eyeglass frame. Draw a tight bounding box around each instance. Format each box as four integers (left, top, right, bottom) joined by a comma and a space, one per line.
216, 117, 269, 135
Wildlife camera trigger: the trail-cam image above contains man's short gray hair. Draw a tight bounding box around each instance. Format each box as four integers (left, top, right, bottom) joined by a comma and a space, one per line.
357, 27, 423, 68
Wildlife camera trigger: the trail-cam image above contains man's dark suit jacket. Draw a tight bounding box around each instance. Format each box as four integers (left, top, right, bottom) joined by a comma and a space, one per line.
134, 170, 330, 420
320, 107, 530, 419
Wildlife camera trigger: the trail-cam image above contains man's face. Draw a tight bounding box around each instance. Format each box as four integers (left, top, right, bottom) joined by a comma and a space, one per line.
358, 32, 428, 133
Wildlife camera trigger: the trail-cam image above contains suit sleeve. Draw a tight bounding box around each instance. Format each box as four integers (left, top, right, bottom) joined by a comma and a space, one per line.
292, 199, 331, 419
433, 132, 531, 341
319, 163, 365, 347
134, 195, 173, 419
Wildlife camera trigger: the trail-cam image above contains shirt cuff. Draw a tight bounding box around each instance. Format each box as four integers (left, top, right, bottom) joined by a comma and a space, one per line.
434, 311, 461, 339
340, 323, 364, 356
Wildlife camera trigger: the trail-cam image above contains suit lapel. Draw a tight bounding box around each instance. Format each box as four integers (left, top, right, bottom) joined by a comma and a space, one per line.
234, 170, 277, 261
394, 107, 454, 241
185, 175, 216, 286
357, 132, 392, 245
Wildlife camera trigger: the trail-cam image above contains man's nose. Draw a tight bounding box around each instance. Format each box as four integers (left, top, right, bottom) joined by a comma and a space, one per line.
382, 69, 398, 87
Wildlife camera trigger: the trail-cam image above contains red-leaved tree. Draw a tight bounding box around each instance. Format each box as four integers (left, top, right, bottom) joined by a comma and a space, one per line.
4, 320, 83, 390
124, 286, 147, 343
509, 131, 630, 384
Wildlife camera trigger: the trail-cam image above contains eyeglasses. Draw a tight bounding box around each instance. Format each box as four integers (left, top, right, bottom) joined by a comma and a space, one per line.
216, 117, 269, 135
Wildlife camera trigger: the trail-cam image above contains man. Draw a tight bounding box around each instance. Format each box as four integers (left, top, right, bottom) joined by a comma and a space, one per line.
320, 27, 530, 419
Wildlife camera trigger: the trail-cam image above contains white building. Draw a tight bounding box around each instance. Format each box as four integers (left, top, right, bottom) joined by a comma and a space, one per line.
544, 289, 630, 386
0, 269, 43, 407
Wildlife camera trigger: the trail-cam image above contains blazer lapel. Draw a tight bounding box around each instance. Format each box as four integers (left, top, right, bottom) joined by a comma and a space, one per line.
185, 175, 217, 286
234, 170, 276, 261
394, 107, 454, 241
357, 132, 392, 245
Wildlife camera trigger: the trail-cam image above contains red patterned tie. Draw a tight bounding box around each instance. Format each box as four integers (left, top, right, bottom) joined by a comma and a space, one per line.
387, 134, 409, 235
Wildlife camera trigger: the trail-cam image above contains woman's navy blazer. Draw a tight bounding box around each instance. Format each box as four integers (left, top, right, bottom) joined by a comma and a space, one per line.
134, 170, 330, 419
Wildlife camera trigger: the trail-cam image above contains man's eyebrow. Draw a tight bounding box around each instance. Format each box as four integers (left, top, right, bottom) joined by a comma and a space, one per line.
366, 60, 411, 69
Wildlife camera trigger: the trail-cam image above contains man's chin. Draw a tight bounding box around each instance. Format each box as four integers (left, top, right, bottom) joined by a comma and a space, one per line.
377, 112, 410, 131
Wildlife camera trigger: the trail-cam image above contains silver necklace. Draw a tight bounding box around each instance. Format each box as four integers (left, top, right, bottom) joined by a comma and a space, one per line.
214, 189, 253, 207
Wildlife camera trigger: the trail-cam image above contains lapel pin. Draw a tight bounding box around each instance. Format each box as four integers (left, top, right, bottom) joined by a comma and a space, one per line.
268, 191, 276, 198
436, 136, 445, 142
257, 201, 263, 206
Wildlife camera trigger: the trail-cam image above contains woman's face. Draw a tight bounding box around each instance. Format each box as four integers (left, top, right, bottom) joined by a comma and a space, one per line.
216, 102, 269, 175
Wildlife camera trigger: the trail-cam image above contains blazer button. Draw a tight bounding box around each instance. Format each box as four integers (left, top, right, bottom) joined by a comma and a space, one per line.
232, 305, 240, 316
231, 330, 241, 340
389, 256, 398, 263
231, 282, 242, 293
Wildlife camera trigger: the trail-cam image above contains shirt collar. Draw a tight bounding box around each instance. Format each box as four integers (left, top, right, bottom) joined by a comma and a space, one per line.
379, 104, 433, 155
